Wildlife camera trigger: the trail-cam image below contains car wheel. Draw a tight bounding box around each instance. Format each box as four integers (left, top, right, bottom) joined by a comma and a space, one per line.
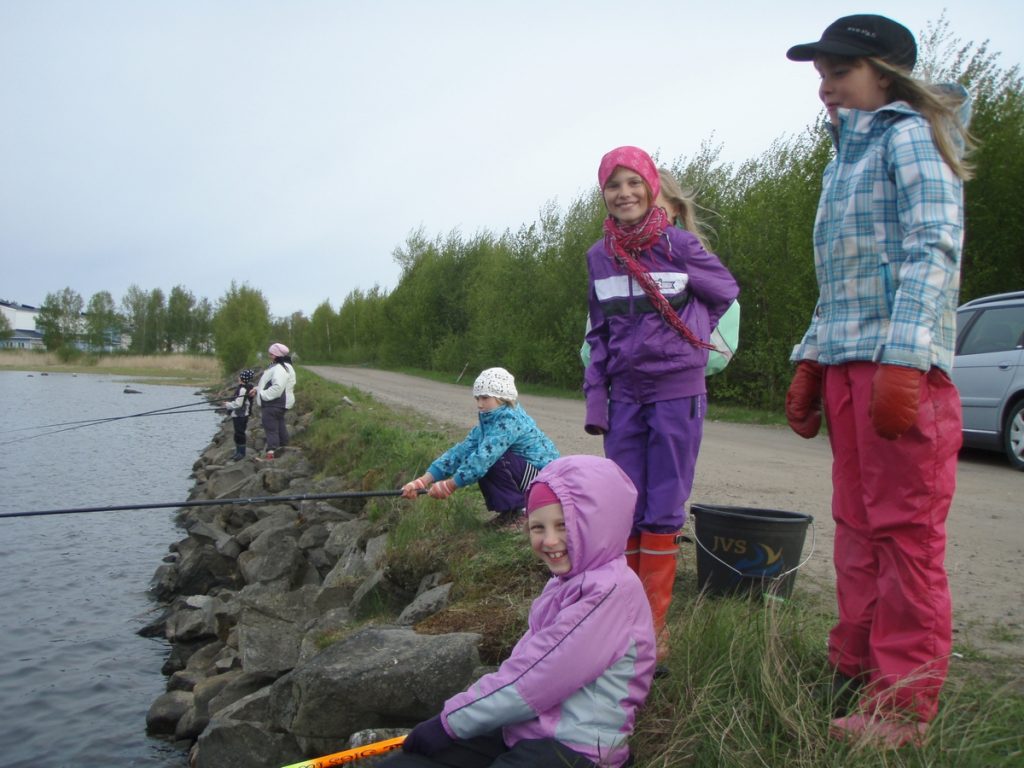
1004, 400, 1024, 470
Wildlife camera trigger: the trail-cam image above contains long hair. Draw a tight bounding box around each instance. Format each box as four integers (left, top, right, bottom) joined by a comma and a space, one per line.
657, 169, 715, 251
870, 57, 976, 180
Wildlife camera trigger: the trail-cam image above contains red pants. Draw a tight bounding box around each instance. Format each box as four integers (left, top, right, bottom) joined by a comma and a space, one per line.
823, 362, 961, 722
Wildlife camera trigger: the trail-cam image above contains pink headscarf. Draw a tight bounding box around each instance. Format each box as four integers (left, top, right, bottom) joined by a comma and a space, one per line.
598, 145, 660, 200
268, 342, 289, 358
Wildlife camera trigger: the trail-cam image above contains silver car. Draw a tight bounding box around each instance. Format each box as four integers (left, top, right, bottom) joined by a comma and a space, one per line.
952, 291, 1024, 469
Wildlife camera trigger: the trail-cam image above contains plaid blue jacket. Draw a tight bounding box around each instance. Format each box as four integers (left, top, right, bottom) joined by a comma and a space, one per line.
792, 88, 971, 373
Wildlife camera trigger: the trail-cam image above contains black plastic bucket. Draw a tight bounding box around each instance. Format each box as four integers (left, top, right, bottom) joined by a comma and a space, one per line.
690, 504, 814, 599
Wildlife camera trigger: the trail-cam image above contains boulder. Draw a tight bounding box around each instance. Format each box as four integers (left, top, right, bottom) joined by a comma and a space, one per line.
298, 607, 353, 665
146, 689, 194, 735
397, 583, 453, 625
266, 626, 481, 754
235, 585, 321, 676
193, 690, 302, 768
208, 671, 278, 717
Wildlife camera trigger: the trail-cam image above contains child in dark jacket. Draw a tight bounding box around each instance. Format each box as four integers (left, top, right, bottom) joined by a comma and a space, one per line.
385, 455, 656, 768
221, 368, 255, 461
584, 145, 739, 660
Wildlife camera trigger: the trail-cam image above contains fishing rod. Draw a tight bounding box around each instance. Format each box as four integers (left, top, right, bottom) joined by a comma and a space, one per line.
5, 399, 219, 433
0, 488, 425, 520
0, 403, 224, 447
279, 736, 406, 768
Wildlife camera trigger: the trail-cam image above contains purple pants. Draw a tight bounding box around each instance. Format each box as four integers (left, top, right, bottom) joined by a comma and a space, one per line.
477, 451, 539, 512
604, 395, 705, 534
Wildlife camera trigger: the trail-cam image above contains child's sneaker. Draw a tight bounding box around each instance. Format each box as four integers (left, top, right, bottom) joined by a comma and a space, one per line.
830, 713, 927, 749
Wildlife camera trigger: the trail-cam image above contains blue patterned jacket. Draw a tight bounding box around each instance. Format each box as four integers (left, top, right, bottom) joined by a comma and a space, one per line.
427, 404, 558, 488
792, 86, 971, 373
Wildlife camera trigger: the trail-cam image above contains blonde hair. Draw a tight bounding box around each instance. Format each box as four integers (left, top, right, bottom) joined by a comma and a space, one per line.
869, 57, 976, 180
657, 169, 714, 251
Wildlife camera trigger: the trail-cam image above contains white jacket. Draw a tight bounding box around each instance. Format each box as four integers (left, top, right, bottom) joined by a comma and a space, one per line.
255, 362, 295, 409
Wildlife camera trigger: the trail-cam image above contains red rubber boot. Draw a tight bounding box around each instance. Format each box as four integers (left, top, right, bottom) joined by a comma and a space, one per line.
639, 531, 680, 661
625, 535, 640, 575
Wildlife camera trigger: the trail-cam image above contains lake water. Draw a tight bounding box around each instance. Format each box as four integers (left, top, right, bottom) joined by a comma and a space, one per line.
0, 370, 221, 767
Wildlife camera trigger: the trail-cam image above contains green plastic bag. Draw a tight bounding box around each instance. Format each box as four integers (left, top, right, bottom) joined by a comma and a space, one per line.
705, 300, 740, 375
579, 299, 740, 376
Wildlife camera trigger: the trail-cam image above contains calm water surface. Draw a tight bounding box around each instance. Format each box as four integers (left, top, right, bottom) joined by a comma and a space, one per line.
0, 370, 221, 767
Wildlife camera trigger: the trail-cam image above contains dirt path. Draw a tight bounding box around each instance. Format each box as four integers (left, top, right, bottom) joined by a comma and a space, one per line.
308, 366, 1023, 661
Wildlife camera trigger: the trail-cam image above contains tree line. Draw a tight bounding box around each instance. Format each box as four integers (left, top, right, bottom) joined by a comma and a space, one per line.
272, 23, 1022, 408
17, 21, 1023, 410
31, 284, 215, 358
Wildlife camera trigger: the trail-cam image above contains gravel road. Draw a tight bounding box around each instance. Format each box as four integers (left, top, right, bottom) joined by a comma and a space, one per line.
308, 366, 1023, 660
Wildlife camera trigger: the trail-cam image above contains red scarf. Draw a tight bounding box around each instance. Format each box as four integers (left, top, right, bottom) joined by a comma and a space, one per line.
603, 206, 715, 351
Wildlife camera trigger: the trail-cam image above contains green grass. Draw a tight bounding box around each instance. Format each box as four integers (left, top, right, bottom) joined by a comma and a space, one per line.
293, 367, 1024, 767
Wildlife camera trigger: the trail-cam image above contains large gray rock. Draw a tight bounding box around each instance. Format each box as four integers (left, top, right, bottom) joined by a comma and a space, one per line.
165, 595, 219, 643
397, 583, 453, 625
234, 507, 301, 549
323, 518, 371, 560
208, 671, 278, 717
235, 585, 321, 676
146, 689, 194, 735
193, 691, 302, 768
170, 539, 244, 595
297, 607, 353, 665
238, 532, 316, 589
267, 626, 481, 755
205, 462, 257, 499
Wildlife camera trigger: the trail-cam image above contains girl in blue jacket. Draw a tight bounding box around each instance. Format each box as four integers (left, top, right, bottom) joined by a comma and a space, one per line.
402, 367, 559, 524
387, 455, 656, 768
584, 146, 738, 661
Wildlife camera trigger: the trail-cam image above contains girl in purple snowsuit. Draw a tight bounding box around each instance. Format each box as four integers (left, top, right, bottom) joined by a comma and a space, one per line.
584, 146, 738, 660
385, 455, 656, 768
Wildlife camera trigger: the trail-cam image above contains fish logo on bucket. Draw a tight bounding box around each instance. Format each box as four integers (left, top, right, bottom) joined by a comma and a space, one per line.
732, 543, 784, 580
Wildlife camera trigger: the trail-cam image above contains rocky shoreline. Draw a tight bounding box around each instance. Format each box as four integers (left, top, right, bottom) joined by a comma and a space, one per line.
142, 406, 489, 768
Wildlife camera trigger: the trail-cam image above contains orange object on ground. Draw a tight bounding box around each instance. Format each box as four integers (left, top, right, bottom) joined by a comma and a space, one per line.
639, 531, 680, 660
278, 735, 407, 768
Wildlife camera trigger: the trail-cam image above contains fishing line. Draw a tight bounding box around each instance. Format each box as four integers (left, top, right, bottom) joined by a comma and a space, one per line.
5, 399, 218, 433
0, 489, 423, 519
0, 402, 224, 447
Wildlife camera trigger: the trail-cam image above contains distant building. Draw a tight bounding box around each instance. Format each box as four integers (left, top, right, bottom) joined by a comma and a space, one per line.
0, 300, 45, 350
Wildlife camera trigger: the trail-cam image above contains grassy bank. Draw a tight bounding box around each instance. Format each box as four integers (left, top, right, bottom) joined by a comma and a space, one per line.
0, 350, 222, 387
297, 370, 1023, 766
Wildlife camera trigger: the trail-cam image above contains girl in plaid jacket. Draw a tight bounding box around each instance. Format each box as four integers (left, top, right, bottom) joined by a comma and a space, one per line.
785, 13, 974, 748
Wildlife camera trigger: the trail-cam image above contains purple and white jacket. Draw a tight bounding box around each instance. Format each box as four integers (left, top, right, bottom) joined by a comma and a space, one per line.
440, 455, 656, 767
584, 226, 738, 433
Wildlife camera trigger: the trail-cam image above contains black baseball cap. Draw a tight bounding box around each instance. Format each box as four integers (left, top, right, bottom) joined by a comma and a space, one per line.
786, 14, 917, 71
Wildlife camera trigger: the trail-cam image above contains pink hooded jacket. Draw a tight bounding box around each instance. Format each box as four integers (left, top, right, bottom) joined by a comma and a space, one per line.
440, 455, 656, 767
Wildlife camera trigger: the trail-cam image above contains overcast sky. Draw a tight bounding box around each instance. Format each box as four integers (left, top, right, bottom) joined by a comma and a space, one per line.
2, 1, 1022, 319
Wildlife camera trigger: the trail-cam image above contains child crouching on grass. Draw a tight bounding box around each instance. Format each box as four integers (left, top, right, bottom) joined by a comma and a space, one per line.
401, 367, 559, 525
384, 454, 656, 768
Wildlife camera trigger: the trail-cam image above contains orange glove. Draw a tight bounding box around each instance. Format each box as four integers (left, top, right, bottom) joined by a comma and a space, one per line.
428, 478, 457, 500
785, 360, 824, 438
870, 364, 923, 440
401, 474, 432, 500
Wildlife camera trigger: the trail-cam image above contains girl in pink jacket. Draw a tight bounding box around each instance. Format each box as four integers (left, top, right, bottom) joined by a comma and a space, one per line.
383, 455, 656, 768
